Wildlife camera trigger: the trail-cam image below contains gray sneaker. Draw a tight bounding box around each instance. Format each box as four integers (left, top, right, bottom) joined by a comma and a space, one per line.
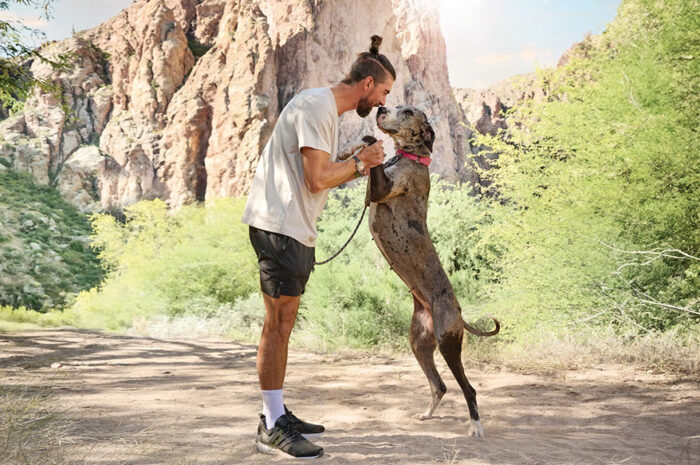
255, 413, 324, 459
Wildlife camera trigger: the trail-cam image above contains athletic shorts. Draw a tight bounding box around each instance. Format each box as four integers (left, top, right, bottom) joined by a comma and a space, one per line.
248, 226, 315, 298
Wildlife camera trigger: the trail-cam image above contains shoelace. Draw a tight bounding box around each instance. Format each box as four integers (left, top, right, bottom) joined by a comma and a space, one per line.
286, 410, 301, 424
279, 418, 304, 442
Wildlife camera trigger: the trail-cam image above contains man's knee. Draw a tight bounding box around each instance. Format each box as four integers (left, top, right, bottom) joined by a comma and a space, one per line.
262, 294, 300, 339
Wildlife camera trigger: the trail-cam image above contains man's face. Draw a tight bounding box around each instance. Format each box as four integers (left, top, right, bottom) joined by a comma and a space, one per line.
357, 75, 394, 117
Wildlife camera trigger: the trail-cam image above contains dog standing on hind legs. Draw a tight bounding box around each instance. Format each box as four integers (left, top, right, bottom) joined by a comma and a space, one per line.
342, 105, 500, 437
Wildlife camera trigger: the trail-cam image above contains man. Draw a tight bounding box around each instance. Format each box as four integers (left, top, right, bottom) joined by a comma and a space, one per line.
241, 36, 396, 459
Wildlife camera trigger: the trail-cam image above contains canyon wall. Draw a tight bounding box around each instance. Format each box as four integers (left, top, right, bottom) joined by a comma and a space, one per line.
0, 0, 478, 212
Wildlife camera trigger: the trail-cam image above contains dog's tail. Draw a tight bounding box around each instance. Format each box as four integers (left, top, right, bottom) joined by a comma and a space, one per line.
463, 315, 500, 337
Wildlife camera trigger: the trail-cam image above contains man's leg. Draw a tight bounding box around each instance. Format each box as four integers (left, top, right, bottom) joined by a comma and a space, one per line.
257, 292, 301, 428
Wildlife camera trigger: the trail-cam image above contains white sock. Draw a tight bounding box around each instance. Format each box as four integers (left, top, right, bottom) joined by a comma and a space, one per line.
261, 389, 285, 429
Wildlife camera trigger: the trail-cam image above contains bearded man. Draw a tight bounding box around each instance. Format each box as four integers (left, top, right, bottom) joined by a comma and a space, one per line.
241, 36, 396, 459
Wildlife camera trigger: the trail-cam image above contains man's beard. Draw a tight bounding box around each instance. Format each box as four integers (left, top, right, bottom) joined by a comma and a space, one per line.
356, 97, 373, 117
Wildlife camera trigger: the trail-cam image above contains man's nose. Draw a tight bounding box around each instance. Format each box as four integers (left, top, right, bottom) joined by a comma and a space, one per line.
377, 106, 388, 115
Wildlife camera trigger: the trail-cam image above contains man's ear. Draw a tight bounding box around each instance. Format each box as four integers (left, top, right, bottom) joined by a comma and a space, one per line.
363, 75, 374, 92
420, 122, 435, 152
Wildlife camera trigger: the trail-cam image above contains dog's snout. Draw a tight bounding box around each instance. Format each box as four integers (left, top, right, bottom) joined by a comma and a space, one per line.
377, 106, 388, 115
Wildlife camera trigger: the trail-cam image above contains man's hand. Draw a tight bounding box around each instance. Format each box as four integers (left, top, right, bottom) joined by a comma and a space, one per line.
356, 140, 385, 169
301, 140, 386, 192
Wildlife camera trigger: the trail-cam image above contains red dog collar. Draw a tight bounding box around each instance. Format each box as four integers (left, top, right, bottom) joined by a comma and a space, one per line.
396, 149, 431, 167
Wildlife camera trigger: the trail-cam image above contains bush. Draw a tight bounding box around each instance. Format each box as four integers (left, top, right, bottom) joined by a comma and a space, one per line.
298, 178, 495, 350
65, 196, 258, 330
472, 0, 699, 338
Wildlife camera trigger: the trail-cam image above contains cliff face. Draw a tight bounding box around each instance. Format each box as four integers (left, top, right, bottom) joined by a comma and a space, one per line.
452, 73, 548, 188
0, 0, 474, 212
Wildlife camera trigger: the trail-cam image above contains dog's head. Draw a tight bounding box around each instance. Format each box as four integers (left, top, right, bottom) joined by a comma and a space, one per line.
376, 105, 435, 155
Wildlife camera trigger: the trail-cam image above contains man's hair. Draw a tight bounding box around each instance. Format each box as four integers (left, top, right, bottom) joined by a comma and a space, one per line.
341, 35, 396, 85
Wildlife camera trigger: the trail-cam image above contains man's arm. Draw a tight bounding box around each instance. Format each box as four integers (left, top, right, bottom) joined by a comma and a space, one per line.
301, 141, 385, 193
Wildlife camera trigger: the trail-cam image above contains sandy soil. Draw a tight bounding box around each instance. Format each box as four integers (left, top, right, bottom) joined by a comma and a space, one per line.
1, 329, 698, 465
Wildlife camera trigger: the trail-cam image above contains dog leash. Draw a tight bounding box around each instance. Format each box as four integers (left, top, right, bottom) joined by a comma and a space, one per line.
314, 204, 367, 266
314, 143, 370, 266
314, 148, 430, 265
316, 137, 406, 266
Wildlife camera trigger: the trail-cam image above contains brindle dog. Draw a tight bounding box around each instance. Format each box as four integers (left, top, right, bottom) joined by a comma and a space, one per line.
343, 105, 500, 437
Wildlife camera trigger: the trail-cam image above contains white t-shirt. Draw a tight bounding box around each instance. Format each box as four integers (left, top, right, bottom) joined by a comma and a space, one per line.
241, 87, 339, 247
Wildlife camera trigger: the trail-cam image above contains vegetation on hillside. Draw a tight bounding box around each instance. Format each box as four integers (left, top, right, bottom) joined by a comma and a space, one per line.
0, 169, 102, 311
0, 184, 486, 351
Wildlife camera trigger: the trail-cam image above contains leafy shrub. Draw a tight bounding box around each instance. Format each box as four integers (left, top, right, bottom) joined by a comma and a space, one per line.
66, 196, 258, 330
472, 0, 699, 337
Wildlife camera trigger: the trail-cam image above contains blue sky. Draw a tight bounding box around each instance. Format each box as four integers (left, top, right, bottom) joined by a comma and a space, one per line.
4, 0, 620, 89
440, 0, 620, 88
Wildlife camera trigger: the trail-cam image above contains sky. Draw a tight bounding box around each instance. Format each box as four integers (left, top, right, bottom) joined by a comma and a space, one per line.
4, 0, 620, 89
440, 0, 620, 88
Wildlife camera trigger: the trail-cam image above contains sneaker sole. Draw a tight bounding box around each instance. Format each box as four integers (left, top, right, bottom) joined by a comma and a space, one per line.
255, 439, 324, 459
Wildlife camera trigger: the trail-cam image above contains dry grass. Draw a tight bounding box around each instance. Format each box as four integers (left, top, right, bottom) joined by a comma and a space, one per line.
464, 326, 700, 380
124, 311, 700, 382
0, 383, 159, 465
0, 385, 77, 465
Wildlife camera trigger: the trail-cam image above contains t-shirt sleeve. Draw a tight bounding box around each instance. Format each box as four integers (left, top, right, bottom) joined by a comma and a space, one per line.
295, 102, 333, 155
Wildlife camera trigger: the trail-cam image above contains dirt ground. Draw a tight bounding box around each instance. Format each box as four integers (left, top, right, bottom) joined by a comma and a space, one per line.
1, 329, 698, 465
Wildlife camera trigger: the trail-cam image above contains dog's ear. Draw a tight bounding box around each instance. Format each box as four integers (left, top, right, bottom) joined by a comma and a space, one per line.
420, 122, 435, 153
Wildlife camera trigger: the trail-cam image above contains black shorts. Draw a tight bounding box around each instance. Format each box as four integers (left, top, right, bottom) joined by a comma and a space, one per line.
248, 226, 315, 298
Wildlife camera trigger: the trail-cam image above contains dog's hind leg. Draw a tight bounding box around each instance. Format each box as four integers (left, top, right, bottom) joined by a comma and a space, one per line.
409, 295, 446, 420
435, 313, 485, 437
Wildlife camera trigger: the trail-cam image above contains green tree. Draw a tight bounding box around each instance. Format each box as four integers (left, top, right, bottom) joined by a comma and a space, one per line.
0, 0, 74, 115
473, 0, 699, 335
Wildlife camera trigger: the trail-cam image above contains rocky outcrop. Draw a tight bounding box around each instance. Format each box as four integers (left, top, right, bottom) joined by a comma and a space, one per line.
453, 88, 508, 138
0, 0, 474, 212
0, 36, 113, 193
453, 72, 546, 138
451, 73, 549, 192
451, 87, 505, 188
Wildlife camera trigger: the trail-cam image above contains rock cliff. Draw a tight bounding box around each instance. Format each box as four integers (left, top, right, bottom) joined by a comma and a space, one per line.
452, 72, 548, 190
0, 0, 476, 212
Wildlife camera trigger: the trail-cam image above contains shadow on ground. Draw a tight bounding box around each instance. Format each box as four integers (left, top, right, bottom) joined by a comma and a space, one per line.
2, 329, 698, 465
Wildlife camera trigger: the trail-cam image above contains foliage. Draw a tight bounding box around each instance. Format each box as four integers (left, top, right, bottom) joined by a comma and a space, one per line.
187, 36, 211, 59
0, 169, 103, 311
300, 183, 412, 350
0, 1, 75, 115
471, 0, 699, 336
0, 178, 491, 350
65, 197, 258, 330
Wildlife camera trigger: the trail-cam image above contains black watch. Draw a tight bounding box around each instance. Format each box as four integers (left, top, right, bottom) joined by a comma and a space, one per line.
352, 155, 366, 176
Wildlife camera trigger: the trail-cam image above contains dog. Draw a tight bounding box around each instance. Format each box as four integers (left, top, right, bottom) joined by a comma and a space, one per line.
344, 105, 500, 437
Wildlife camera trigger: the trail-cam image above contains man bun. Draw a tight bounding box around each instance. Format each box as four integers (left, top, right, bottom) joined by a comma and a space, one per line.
341, 34, 396, 84
370, 35, 383, 55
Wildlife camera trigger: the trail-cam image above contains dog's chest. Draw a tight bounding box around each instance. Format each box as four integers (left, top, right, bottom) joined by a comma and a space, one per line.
369, 198, 430, 258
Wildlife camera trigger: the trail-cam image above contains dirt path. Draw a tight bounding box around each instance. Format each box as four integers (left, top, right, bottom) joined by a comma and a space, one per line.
1, 329, 698, 464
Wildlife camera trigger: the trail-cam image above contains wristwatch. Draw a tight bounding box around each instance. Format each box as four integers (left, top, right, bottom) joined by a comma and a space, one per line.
351, 154, 367, 177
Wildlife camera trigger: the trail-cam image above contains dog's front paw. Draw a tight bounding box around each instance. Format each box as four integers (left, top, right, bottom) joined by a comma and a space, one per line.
413, 412, 432, 421
361, 135, 377, 145
339, 135, 375, 160
468, 419, 485, 438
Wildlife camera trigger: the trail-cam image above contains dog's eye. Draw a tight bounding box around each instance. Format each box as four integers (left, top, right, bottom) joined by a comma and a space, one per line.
402, 109, 414, 117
